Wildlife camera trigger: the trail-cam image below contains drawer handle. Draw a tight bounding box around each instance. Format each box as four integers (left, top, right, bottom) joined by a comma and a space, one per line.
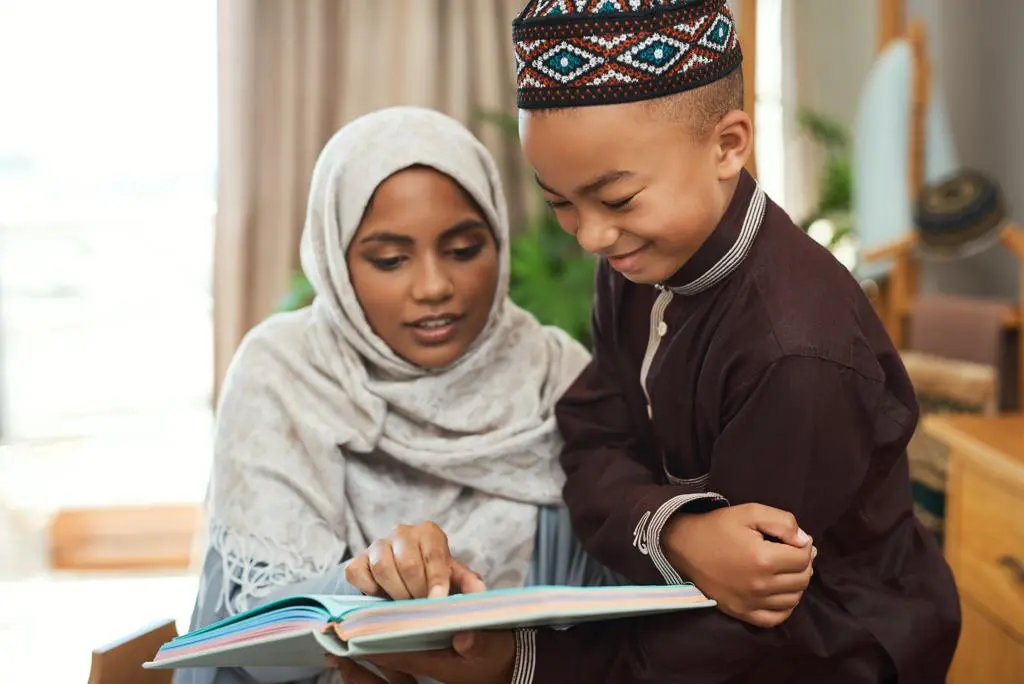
997, 555, 1024, 584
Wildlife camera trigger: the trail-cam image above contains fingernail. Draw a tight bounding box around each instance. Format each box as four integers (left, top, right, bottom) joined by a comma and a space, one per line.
811, 545, 818, 559
796, 528, 811, 545
453, 631, 474, 653
428, 585, 446, 599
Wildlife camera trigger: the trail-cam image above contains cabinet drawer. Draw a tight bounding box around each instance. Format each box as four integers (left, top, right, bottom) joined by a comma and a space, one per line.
956, 466, 1024, 638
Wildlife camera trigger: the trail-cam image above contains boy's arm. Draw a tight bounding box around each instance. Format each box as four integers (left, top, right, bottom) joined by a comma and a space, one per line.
702, 354, 910, 540
555, 261, 727, 586
521, 354, 905, 684
518, 607, 788, 684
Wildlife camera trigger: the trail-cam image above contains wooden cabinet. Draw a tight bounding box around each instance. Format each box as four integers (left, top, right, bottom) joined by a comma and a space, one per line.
924, 416, 1024, 683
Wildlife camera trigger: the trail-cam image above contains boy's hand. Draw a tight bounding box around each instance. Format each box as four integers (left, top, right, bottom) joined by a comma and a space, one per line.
662, 503, 815, 628
345, 522, 487, 600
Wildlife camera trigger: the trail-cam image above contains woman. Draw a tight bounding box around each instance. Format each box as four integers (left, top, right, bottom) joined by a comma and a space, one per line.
176, 107, 617, 684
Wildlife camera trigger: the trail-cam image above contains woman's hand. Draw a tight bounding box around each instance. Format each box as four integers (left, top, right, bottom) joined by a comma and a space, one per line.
345, 521, 487, 600
327, 656, 417, 684
327, 630, 516, 684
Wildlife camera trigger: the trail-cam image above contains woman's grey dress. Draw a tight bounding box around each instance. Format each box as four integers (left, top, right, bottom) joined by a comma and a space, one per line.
172, 506, 624, 684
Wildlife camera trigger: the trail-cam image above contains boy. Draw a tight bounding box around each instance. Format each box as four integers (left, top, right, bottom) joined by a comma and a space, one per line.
356, 1, 960, 682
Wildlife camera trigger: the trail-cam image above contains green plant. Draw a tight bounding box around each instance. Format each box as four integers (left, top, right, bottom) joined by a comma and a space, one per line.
506, 182, 596, 348
278, 270, 315, 312
479, 111, 595, 347
278, 111, 596, 348
796, 107, 853, 249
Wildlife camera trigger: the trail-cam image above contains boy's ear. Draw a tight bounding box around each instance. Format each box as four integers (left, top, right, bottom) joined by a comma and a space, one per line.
713, 109, 753, 181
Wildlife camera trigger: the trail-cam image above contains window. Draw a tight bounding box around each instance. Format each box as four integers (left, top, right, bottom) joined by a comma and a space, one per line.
0, 0, 216, 507
753, 0, 786, 210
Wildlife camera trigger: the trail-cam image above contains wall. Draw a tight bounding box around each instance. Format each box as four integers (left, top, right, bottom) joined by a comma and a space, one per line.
789, 0, 876, 222
789, 0, 1020, 300
792, 0, 877, 129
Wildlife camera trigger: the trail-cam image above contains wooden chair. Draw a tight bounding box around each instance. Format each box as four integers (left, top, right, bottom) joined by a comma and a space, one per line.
87, 619, 177, 684
864, 219, 1024, 416
860, 18, 932, 346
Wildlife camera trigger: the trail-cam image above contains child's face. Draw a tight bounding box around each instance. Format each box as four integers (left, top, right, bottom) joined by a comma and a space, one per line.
347, 166, 499, 369
520, 102, 744, 284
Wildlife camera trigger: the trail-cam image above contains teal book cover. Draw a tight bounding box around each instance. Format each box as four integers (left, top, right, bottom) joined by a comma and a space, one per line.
146, 583, 714, 669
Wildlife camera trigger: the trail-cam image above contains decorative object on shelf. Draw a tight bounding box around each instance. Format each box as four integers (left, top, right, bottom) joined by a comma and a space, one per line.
914, 170, 1007, 260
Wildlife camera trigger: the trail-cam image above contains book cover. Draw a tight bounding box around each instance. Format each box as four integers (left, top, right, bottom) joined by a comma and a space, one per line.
146, 583, 714, 669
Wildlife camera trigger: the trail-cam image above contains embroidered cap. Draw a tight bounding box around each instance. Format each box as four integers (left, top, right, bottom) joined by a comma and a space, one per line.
513, 0, 742, 109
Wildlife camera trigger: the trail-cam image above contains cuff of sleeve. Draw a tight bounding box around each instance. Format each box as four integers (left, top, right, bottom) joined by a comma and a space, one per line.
511, 629, 537, 684
521, 626, 594, 684
640, 491, 728, 585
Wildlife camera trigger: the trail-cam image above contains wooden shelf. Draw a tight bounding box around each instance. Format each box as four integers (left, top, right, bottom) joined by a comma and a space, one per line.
50, 504, 201, 571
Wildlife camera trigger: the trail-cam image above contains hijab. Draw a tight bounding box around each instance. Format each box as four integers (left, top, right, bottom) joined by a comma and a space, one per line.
206, 106, 590, 613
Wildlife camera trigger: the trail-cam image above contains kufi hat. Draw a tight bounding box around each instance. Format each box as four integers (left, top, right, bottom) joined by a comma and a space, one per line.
513, 0, 743, 109
915, 170, 1008, 260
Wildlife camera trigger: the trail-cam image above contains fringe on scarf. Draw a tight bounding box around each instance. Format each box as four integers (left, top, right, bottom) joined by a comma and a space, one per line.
208, 521, 347, 615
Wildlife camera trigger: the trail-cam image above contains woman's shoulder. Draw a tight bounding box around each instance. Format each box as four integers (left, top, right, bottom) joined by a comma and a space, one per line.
503, 301, 589, 354
223, 308, 317, 386
500, 301, 592, 396
241, 307, 314, 354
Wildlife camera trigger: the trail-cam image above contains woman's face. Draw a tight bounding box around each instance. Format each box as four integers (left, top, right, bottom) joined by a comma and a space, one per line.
347, 166, 500, 369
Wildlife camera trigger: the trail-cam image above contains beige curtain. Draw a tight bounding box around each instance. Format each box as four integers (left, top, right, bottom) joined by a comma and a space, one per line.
213, 0, 528, 398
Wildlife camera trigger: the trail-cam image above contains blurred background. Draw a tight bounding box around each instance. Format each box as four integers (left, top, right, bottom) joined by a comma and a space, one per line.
0, 1, 1021, 681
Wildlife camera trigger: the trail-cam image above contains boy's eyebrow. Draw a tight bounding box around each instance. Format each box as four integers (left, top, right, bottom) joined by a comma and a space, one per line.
534, 170, 634, 197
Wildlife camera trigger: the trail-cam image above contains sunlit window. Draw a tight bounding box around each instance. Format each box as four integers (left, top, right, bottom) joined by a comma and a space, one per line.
754, 0, 785, 210
0, 0, 216, 507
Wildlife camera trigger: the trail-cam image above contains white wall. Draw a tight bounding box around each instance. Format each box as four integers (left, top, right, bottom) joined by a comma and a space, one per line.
792, 0, 877, 128
787, 0, 876, 223
785, 0, 1020, 299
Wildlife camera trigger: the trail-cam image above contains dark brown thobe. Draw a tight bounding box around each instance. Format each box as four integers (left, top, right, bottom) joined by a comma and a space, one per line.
525, 171, 961, 683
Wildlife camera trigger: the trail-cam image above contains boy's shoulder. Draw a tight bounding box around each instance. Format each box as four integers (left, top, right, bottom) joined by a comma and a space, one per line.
714, 202, 888, 384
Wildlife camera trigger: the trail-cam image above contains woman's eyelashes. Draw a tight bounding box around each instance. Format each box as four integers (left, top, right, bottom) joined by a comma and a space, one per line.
366, 254, 405, 271
363, 240, 486, 272
449, 241, 485, 261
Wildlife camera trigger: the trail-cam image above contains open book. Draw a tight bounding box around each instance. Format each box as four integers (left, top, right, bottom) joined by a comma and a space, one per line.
146, 584, 714, 669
